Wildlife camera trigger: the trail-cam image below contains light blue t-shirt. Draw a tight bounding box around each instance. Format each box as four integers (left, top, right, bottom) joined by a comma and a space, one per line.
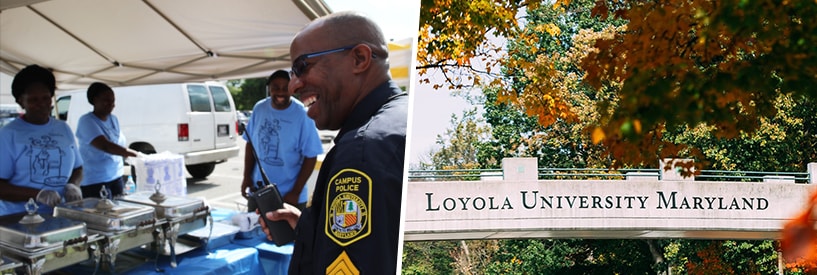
0, 118, 83, 215
244, 97, 323, 204
76, 112, 126, 186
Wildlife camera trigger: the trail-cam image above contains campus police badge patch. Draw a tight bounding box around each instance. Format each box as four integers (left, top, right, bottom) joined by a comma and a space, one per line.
326, 168, 372, 246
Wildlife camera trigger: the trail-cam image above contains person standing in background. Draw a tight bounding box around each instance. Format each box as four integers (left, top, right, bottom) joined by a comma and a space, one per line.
262, 11, 409, 274
241, 70, 323, 210
75, 82, 137, 198
0, 64, 83, 215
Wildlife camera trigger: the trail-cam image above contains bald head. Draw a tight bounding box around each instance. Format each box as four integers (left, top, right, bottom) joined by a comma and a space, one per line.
301, 11, 389, 61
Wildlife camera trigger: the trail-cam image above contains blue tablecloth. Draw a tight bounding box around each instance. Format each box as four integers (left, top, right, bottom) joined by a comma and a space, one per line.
231, 227, 293, 274
213, 207, 294, 274
127, 208, 293, 274
58, 243, 263, 275
56, 209, 290, 275
125, 244, 263, 275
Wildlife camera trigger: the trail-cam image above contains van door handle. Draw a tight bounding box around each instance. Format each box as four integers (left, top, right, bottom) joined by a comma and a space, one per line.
193, 139, 201, 142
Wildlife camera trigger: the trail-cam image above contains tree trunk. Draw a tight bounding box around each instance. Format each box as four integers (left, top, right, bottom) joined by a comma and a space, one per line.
645, 240, 668, 275
459, 240, 472, 274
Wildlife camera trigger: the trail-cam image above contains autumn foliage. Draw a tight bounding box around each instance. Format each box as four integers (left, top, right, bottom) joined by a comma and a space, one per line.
685, 242, 736, 275
417, 0, 817, 170
582, 0, 817, 169
781, 188, 817, 272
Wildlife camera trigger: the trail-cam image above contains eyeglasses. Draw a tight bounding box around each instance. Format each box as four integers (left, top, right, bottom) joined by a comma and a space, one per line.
290, 45, 356, 77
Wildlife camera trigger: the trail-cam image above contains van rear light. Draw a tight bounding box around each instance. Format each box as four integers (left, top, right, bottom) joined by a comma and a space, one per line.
178, 123, 189, 141
236, 121, 239, 134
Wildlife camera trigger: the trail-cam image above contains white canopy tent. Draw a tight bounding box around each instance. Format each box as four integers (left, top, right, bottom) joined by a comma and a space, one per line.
0, 0, 332, 91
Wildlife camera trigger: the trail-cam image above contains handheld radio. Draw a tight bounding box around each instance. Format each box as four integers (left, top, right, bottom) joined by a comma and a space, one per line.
240, 123, 295, 245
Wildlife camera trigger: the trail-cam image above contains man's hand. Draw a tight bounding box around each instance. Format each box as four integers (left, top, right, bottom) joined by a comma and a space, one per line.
36, 189, 61, 207
64, 184, 82, 202
240, 178, 255, 199
259, 203, 301, 241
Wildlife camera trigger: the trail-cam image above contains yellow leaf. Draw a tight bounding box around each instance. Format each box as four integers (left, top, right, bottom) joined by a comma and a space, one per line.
633, 119, 642, 133
592, 127, 606, 144
544, 23, 562, 36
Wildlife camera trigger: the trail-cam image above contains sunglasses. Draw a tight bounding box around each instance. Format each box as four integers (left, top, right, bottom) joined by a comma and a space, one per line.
290, 45, 356, 77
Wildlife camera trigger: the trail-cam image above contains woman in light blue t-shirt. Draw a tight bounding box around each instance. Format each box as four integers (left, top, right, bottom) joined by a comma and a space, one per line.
75, 82, 137, 198
0, 65, 84, 216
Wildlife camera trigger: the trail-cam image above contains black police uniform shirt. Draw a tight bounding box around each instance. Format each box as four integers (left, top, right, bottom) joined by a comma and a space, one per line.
289, 80, 407, 275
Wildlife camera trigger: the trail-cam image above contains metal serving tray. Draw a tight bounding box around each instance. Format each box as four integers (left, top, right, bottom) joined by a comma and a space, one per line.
0, 234, 102, 275
0, 256, 24, 274
0, 212, 87, 252
90, 220, 162, 273
119, 190, 210, 267
54, 198, 156, 232
119, 191, 208, 222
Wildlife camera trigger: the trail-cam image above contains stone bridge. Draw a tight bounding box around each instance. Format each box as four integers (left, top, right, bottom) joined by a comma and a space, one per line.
403, 158, 817, 241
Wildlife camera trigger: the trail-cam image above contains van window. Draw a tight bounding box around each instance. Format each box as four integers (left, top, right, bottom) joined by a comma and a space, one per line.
209, 86, 232, 112
56, 96, 71, 120
188, 85, 212, 112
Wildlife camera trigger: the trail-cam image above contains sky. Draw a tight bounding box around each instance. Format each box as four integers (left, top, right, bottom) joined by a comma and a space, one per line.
409, 82, 474, 166
323, 0, 419, 42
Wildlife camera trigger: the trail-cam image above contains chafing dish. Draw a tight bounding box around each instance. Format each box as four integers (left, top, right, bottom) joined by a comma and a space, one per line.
54, 197, 157, 233
0, 199, 100, 275
118, 184, 209, 267
0, 256, 24, 274
54, 194, 161, 273
120, 189, 209, 223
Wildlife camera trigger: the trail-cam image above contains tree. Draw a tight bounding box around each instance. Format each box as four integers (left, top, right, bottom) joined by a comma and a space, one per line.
669, 94, 817, 172
474, 0, 625, 170
427, 108, 491, 170
417, 0, 817, 272
403, 240, 459, 274
584, 0, 817, 170
418, 0, 817, 169
484, 239, 660, 274
227, 77, 267, 111
417, 0, 541, 90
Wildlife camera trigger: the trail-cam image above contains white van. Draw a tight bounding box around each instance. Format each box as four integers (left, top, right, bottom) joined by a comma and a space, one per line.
55, 82, 240, 178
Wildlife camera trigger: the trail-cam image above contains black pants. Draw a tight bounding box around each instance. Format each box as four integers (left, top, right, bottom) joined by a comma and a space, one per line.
81, 178, 124, 198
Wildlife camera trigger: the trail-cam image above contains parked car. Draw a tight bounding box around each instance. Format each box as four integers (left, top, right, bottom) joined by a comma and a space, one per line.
55, 82, 241, 178
237, 111, 249, 134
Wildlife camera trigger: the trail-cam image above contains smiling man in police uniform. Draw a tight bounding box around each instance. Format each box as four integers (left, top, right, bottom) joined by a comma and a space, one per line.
260, 11, 408, 275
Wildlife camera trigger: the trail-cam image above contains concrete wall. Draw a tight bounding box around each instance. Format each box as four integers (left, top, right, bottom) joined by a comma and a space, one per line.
404, 158, 816, 241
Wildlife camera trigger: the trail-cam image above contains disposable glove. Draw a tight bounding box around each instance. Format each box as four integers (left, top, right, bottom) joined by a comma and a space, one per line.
36, 189, 61, 207
64, 184, 83, 202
